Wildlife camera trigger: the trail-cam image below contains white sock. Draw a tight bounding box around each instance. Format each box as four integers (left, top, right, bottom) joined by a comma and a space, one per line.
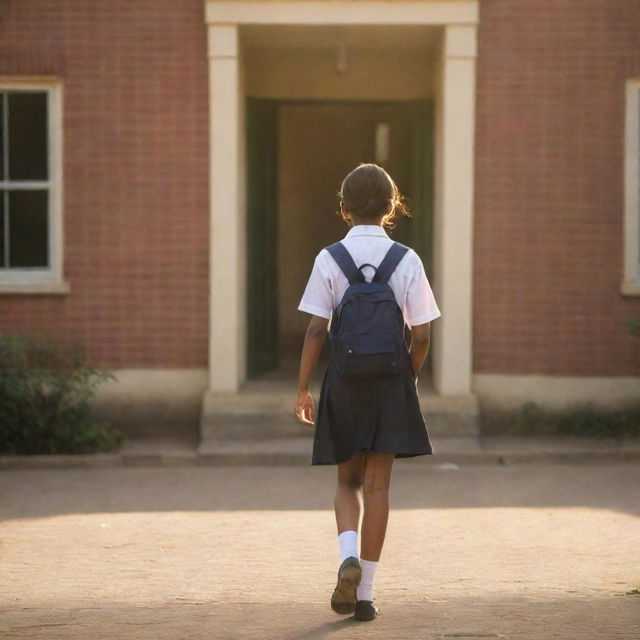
356, 559, 378, 601
338, 530, 359, 564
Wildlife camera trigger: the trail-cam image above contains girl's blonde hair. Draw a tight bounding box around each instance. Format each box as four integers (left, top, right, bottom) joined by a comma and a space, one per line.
337, 163, 410, 229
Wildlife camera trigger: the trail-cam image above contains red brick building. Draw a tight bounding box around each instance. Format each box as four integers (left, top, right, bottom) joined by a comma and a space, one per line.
1, 1, 638, 440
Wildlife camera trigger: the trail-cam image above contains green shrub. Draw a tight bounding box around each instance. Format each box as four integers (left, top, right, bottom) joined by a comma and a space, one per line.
481, 400, 640, 439
0, 332, 123, 454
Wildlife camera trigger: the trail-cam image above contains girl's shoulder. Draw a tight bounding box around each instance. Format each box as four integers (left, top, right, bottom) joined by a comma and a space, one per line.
393, 244, 423, 272
310, 247, 336, 276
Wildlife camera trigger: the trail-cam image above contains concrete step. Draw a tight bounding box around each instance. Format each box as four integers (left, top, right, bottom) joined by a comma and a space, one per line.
200, 376, 480, 441
196, 435, 481, 466
195, 435, 640, 466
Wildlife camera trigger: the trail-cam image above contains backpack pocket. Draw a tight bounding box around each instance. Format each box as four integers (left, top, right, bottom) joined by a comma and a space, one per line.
333, 332, 403, 377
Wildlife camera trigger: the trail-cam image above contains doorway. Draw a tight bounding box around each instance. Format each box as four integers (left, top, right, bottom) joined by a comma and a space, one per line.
246, 98, 434, 378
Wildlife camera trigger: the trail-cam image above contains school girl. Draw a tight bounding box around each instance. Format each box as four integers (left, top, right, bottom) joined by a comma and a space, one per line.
294, 163, 442, 621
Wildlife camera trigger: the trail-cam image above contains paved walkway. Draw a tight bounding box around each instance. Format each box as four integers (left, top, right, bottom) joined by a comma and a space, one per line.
1, 461, 639, 639
3, 435, 640, 469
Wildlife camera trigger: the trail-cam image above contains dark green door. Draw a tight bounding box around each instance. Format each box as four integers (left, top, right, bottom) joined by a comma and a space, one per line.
246, 98, 279, 378
378, 100, 435, 371
407, 101, 435, 372
376, 100, 434, 276
407, 100, 434, 279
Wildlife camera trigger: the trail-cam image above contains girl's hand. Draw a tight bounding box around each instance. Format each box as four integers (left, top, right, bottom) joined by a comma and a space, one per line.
295, 389, 315, 427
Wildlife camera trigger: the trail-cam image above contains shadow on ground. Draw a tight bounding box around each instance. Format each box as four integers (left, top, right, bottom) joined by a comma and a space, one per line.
1, 463, 639, 519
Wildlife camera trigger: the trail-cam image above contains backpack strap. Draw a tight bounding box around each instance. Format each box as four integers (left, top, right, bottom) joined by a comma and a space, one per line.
373, 242, 409, 284
326, 242, 365, 285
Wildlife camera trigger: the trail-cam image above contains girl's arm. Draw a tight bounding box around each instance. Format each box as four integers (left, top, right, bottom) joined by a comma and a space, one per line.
294, 315, 329, 426
409, 322, 431, 379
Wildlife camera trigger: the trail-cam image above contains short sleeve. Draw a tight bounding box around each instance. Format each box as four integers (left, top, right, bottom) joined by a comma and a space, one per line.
298, 253, 333, 319
404, 256, 441, 326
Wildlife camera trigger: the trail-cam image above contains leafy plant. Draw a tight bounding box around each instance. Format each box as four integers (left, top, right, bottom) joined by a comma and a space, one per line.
0, 332, 123, 454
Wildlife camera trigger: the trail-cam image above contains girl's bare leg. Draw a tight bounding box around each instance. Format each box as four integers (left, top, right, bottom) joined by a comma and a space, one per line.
334, 451, 366, 533
360, 451, 395, 561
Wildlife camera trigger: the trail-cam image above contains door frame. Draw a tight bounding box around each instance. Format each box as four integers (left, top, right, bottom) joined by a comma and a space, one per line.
205, 1, 479, 396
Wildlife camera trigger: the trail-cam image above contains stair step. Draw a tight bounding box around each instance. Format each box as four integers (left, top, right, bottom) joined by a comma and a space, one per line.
200, 380, 480, 440
196, 436, 492, 465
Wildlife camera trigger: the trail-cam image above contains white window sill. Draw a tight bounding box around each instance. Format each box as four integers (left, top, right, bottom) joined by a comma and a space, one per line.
0, 280, 70, 295
621, 280, 640, 296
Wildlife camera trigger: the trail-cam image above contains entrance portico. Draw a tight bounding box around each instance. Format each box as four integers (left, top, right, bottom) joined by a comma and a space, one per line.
204, 2, 478, 401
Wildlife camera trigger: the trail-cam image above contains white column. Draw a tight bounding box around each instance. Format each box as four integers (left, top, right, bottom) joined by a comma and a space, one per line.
432, 24, 477, 395
208, 24, 244, 391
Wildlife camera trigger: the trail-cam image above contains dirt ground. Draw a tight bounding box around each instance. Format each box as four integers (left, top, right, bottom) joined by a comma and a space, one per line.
1, 460, 639, 639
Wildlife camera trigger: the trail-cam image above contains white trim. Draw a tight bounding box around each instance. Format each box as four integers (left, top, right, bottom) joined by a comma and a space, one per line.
208, 24, 244, 391
96, 369, 209, 403
208, 23, 238, 57
622, 78, 640, 296
431, 24, 476, 395
206, 1, 479, 26
443, 23, 477, 58
0, 77, 69, 295
474, 373, 640, 410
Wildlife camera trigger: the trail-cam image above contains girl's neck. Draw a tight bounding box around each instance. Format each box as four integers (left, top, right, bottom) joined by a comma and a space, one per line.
350, 216, 384, 227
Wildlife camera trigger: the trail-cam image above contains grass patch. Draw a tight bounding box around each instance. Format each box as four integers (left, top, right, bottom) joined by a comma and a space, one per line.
480, 401, 640, 439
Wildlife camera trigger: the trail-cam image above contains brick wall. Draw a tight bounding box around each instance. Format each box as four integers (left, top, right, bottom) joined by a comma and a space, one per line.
0, 0, 209, 368
475, 0, 640, 376
2, 0, 639, 378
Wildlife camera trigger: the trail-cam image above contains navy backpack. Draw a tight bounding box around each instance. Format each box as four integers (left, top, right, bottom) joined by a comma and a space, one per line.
326, 240, 409, 378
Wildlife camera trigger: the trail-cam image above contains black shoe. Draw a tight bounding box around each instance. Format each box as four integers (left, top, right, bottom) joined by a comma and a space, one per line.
330, 556, 361, 614
354, 599, 380, 622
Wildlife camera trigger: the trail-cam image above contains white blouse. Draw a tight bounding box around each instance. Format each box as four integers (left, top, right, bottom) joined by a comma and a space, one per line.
298, 225, 441, 327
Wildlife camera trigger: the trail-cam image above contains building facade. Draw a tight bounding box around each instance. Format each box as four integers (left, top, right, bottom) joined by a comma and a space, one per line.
1, 1, 639, 438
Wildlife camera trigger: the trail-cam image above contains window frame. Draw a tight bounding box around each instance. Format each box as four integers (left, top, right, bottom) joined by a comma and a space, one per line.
622, 78, 640, 296
0, 77, 69, 294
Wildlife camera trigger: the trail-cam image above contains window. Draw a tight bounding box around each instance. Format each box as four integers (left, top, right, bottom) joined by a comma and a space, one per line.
0, 79, 68, 294
623, 78, 640, 296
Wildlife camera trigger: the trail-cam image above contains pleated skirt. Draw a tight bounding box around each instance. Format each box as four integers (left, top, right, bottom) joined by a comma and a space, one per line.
311, 348, 435, 466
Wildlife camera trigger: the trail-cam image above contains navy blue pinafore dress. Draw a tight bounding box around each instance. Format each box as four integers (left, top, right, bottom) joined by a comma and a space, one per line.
311, 242, 435, 466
